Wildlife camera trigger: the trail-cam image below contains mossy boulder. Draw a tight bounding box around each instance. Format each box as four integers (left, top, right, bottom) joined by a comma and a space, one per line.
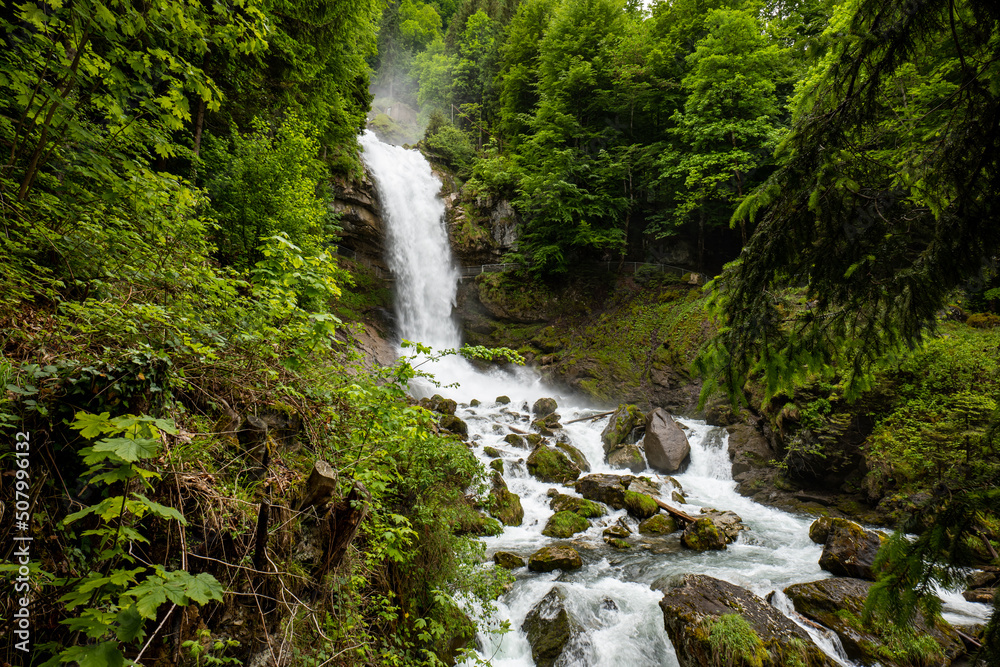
488, 473, 524, 526
489, 459, 504, 473
527, 443, 581, 483
524, 433, 543, 447
783, 577, 963, 666
439, 414, 468, 437
639, 514, 678, 535
521, 587, 584, 667
549, 493, 606, 518
682, 518, 727, 551
808, 516, 853, 544
493, 551, 525, 569
555, 440, 591, 472
532, 397, 558, 417
528, 545, 583, 572
623, 490, 659, 519
532, 413, 562, 436
603, 524, 631, 539
483, 445, 502, 458
574, 473, 632, 509
605, 537, 631, 549
601, 403, 645, 453
657, 574, 836, 667
816, 518, 882, 580
542, 510, 590, 538
504, 433, 526, 448
458, 512, 503, 536
421, 394, 457, 415
496, 395, 511, 404
698, 510, 746, 543
608, 443, 646, 473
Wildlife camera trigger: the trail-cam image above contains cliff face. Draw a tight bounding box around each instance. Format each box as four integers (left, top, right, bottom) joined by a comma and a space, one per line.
331, 168, 387, 271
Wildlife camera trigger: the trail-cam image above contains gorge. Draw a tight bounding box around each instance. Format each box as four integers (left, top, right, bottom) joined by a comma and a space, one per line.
358, 132, 991, 666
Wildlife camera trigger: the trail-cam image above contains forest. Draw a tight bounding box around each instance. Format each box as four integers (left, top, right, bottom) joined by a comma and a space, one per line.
0, 0, 998, 665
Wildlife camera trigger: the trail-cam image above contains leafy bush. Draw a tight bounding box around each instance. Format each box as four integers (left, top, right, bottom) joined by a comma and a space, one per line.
423, 118, 476, 176
966, 312, 1000, 328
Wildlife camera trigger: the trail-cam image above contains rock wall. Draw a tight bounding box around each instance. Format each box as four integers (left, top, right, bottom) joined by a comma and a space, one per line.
330, 168, 387, 270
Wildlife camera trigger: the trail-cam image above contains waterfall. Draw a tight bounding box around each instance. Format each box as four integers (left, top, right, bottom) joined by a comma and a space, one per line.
359, 131, 461, 349
356, 131, 989, 666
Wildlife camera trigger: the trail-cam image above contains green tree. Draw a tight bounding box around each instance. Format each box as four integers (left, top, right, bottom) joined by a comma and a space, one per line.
663, 9, 784, 247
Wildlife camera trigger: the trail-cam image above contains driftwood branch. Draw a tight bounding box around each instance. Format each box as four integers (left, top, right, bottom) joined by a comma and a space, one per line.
314, 480, 370, 581
654, 498, 696, 524
564, 410, 615, 425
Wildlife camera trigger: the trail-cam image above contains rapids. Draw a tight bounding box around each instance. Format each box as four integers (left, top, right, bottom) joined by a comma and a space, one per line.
357, 131, 989, 666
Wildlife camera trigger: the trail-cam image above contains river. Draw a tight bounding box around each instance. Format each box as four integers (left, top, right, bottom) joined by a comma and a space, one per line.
357, 131, 988, 666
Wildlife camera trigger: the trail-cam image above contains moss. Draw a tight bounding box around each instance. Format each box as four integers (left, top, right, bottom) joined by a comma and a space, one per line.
638, 514, 677, 535
705, 614, 769, 667
623, 490, 659, 519
682, 518, 727, 551
604, 537, 631, 549
526, 444, 580, 483
542, 510, 589, 538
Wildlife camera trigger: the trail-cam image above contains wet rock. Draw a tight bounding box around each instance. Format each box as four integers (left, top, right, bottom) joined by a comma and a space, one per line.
629, 477, 662, 497
483, 446, 502, 458
817, 519, 882, 580
439, 414, 468, 437
962, 588, 994, 603
532, 397, 558, 418
528, 545, 583, 572
784, 577, 964, 666
623, 490, 659, 520
488, 459, 504, 473
470, 399, 481, 407
682, 518, 727, 551
725, 423, 773, 477
493, 551, 524, 569
420, 394, 458, 416
643, 408, 690, 474
808, 516, 853, 544
522, 587, 585, 667
488, 473, 523, 526
639, 514, 677, 535
524, 433, 543, 448
603, 525, 631, 539
574, 473, 632, 509
503, 433, 526, 448
601, 404, 644, 453
555, 439, 591, 472
605, 536, 631, 549
542, 511, 589, 538
459, 512, 503, 536
527, 443, 581, 484
496, 395, 511, 404
549, 493, 606, 518
657, 574, 835, 667
608, 443, 646, 473
532, 413, 562, 436
698, 510, 746, 543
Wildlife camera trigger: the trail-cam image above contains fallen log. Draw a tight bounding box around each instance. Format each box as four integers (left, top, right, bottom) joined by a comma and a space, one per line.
564, 410, 616, 425
654, 498, 696, 524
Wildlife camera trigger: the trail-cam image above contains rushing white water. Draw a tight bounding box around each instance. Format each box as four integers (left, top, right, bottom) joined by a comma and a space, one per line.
358, 132, 991, 666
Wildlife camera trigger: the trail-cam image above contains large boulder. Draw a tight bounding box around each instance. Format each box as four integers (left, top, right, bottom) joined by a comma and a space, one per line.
528, 545, 583, 572
439, 414, 468, 438
521, 587, 587, 667
493, 551, 524, 569
527, 443, 581, 484
816, 518, 882, 580
574, 473, 632, 509
601, 404, 644, 453
542, 510, 590, 538
643, 408, 690, 474
421, 394, 457, 415
608, 443, 646, 473
657, 575, 836, 667
699, 510, 746, 543
555, 438, 591, 472
623, 490, 659, 520
532, 397, 558, 418
681, 518, 727, 551
549, 493, 606, 518
532, 413, 562, 436
639, 514, 678, 535
488, 473, 524, 526
726, 423, 773, 477
784, 578, 964, 666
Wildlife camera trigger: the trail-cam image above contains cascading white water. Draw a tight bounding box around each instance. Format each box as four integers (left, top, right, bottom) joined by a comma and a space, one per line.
357, 131, 991, 666
359, 131, 461, 349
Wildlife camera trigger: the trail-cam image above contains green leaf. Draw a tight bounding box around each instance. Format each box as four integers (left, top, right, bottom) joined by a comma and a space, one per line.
183, 572, 224, 605
132, 493, 186, 525
92, 437, 160, 462
59, 641, 125, 667
116, 605, 144, 642
72, 411, 114, 438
